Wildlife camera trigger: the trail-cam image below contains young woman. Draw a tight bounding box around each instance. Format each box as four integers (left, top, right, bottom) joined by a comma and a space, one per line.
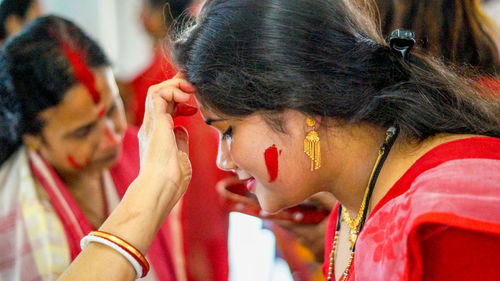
0, 15, 189, 281
58, 0, 500, 280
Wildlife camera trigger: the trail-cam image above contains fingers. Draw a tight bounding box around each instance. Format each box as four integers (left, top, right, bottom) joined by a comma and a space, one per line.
173, 103, 198, 117
174, 126, 189, 155
173, 72, 197, 93
178, 80, 197, 93
148, 82, 192, 105
142, 76, 197, 129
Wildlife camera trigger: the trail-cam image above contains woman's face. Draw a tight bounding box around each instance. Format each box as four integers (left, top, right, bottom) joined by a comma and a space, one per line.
26, 67, 126, 176
200, 106, 325, 213
139, 0, 168, 40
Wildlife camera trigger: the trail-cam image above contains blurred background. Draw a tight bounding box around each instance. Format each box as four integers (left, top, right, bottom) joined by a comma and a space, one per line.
13, 0, 500, 280
43, 0, 500, 83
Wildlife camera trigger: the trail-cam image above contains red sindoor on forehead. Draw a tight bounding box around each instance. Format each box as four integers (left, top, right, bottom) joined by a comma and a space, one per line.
264, 144, 279, 183
61, 42, 101, 105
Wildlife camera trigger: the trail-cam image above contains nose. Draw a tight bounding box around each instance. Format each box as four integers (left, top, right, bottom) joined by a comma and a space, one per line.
216, 137, 236, 172
99, 119, 122, 149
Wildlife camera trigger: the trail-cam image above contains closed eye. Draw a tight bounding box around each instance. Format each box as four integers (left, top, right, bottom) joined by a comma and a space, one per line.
68, 122, 96, 139
222, 126, 233, 139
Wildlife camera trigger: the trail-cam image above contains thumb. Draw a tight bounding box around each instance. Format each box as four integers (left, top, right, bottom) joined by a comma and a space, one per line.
174, 126, 189, 155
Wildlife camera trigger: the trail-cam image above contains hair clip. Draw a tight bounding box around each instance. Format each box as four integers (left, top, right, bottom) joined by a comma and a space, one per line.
387, 29, 415, 62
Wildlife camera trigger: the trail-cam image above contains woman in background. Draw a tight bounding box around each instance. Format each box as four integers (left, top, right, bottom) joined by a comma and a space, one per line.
0, 15, 190, 281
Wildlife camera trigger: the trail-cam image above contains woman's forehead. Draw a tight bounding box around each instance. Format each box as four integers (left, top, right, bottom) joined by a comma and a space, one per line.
39, 68, 117, 130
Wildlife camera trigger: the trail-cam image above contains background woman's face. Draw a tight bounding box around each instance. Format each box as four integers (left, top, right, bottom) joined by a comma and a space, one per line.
200, 106, 324, 213
31, 67, 126, 176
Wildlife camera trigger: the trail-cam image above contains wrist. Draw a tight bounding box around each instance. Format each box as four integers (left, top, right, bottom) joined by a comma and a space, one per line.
99, 177, 180, 253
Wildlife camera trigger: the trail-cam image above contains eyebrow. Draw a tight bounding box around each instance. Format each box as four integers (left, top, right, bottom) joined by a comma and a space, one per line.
204, 118, 227, 126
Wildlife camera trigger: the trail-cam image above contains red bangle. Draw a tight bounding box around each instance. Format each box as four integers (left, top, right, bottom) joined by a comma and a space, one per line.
88, 231, 150, 278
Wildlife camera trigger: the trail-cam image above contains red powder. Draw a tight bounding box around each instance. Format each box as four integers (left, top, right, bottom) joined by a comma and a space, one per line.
264, 144, 279, 182
98, 107, 106, 118
61, 42, 101, 104
67, 155, 83, 169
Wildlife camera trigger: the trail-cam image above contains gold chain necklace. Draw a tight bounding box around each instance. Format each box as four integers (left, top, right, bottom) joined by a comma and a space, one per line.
341, 145, 385, 249
327, 127, 397, 281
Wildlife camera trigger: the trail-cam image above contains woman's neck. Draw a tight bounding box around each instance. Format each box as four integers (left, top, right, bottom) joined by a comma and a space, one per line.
322, 121, 479, 218
61, 170, 109, 229
321, 123, 385, 217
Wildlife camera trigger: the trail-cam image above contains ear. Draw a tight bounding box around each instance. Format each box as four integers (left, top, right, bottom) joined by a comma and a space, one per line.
305, 115, 323, 131
22, 134, 42, 152
313, 115, 323, 130
5, 15, 24, 37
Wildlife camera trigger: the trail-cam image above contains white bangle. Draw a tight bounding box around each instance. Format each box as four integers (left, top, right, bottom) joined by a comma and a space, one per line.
81, 235, 143, 279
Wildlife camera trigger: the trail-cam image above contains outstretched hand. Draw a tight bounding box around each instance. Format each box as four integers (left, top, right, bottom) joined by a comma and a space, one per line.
137, 73, 197, 206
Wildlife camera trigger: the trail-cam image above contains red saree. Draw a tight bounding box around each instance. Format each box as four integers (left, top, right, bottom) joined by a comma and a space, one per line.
323, 137, 500, 281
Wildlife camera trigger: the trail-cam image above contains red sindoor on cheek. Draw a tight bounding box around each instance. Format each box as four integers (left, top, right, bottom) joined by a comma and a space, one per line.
61, 42, 101, 105
67, 155, 89, 170
264, 144, 280, 183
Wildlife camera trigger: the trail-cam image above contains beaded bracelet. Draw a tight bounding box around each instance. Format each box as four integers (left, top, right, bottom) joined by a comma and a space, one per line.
81, 231, 150, 279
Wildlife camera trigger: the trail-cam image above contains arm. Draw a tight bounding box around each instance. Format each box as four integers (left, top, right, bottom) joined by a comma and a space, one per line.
58, 75, 197, 281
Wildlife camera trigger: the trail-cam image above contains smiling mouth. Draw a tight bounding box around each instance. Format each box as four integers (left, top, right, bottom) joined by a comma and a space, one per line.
246, 178, 256, 191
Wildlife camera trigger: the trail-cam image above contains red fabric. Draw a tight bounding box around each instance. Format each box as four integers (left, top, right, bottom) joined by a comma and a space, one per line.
322, 137, 500, 280
408, 213, 500, 281
130, 50, 231, 281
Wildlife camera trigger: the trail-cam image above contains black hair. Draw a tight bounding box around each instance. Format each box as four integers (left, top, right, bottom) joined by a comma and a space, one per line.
0, 15, 110, 164
173, 0, 499, 139
148, 0, 192, 22
374, 0, 500, 76
0, 0, 35, 40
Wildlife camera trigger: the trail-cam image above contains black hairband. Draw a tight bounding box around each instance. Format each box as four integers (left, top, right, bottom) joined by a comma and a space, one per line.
387, 29, 415, 62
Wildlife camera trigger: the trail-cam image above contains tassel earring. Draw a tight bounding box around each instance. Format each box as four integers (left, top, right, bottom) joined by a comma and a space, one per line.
27, 142, 39, 152
304, 117, 321, 171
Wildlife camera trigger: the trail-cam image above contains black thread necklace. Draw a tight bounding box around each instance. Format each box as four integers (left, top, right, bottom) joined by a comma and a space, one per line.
327, 126, 398, 281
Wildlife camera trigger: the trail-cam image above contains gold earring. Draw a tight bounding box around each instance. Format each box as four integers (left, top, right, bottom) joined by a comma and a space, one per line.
27, 142, 38, 151
304, 117, 321, 171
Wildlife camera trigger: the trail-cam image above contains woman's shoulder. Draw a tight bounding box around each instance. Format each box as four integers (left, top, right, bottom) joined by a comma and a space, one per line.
356, 137, 500, 281
394, 135, 500, 226
372, 136, 500, 215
